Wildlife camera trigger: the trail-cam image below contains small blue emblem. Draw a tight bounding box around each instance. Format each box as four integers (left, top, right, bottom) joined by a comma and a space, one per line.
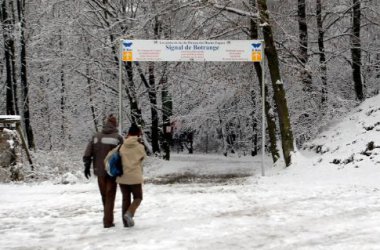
123, 41, 133, 48
251, 43, 261, 49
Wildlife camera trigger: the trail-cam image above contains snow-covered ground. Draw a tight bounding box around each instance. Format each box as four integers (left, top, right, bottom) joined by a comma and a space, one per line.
1, 95, 380, 250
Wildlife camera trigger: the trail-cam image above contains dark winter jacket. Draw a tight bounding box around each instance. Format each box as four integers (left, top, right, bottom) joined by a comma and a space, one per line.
83, 122, 123, 177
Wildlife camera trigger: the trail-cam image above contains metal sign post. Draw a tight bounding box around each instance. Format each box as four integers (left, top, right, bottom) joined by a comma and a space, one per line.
118, 39, 123, 133
118, 39, 266, 175
261, 42, 265, 176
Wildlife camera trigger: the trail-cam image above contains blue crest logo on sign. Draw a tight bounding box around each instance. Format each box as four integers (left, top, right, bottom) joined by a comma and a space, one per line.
123, 41, 133, 48
251, 43, 261, 49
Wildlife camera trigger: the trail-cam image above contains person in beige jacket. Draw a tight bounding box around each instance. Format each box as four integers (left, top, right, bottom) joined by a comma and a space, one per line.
117, 123, 146, 227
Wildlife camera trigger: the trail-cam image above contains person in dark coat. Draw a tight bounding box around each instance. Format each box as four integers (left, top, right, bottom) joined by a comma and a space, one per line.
83, 114, 123, 228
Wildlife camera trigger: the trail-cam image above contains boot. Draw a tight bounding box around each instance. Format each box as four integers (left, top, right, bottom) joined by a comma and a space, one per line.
104, 223, 115, 228
123, 211, 135, 227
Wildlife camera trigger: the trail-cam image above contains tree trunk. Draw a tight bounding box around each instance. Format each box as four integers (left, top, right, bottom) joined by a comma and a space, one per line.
85, 43, 98, 132
125, 61, 143, 125
250, 90, 258, 156
149, 62, 160, 153
257, 0, 295, 167
351, 0, 364, 101
159, 14, 172, 160
2, 0, 13, 115
9, 0, 19, 115
87, 74, 98, 133
161, 71, 172, 160
41, 75, 52, 150
298, 0, 312, 89
2, 0, 18, 115
250, 0, 279, 163
119, 44, 142, 125
316, 0, 328, 106
148, 14, 161, 153
217, 108, 228, 156
59, 30, 66, 141
17, 0, 35, 149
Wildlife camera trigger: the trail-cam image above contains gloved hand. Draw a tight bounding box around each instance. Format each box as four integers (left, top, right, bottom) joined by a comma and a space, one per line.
83, 157, 92, 179
84, 166, 91, 179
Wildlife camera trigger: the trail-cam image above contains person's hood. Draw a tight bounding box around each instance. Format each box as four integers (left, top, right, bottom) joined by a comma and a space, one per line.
101, 122, 118, 134
123, 136, 141, 148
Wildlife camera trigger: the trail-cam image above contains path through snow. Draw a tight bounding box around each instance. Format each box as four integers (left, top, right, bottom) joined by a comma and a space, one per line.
1, 154, 380, 249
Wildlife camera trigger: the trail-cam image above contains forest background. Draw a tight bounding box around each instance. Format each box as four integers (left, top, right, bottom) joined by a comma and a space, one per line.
1, 0, 379, 166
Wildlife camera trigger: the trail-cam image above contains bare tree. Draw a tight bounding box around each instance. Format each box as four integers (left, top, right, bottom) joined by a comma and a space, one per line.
257, 0, 295, 166
351, 0, 364, 100
2, 0, 19, 115
298, 0, 312, 90
316, 0, 327, 106
249, 0, 279, 163
16, 0, 34, 148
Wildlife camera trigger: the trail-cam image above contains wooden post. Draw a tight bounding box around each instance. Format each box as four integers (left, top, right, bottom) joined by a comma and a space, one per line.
16, 123, 33, 170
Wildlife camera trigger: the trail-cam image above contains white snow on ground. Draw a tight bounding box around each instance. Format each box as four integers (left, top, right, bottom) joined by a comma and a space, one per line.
1, 95, 380, 250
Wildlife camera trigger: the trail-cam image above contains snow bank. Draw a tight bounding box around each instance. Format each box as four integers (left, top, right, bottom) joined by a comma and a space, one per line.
302, 94, 380, 170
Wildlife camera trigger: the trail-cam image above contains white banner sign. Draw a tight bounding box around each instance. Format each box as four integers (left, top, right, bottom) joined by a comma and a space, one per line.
121, 40, 263, 62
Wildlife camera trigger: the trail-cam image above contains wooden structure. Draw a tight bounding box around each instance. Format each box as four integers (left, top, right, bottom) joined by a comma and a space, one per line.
0, 115, 33, 170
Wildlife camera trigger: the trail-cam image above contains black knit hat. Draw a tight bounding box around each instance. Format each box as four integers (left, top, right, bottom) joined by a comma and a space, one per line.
128, 123, 141, 136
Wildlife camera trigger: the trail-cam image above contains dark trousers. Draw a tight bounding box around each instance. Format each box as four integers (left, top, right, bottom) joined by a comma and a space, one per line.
119, 184, 143, 226
97, 175, 117, 227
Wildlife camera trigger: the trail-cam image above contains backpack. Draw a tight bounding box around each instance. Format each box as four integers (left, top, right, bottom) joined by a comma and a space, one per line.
104, 145, 123, 177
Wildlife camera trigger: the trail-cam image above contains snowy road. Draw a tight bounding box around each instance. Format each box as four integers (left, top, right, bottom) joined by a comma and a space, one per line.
1, 154, 380, 249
